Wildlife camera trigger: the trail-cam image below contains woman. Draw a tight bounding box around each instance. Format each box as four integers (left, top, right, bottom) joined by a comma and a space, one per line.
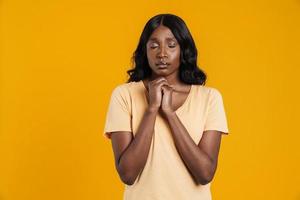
104, 13, 229, 200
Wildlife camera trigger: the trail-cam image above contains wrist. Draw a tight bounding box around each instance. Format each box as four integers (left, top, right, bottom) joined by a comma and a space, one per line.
162, 109, 176, 117
147, 106, 159, 113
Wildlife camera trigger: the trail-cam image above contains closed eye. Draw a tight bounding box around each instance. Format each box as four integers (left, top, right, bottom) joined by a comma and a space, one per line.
148, 43, 177, 49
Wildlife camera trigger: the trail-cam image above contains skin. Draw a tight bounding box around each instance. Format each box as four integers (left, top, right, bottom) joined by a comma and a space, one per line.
109, 25, 223, 185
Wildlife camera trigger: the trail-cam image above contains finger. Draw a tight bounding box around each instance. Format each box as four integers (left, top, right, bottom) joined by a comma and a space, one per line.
162, 85, 174, 94
166, 84, 174, 89
152, 79, 168, 86
162, 84, 174, 89
153, 77, 167, 82
161, 86, 167, 94
154, 76, 170, 83
148, 78, 167, 89
157, 81, 170, 89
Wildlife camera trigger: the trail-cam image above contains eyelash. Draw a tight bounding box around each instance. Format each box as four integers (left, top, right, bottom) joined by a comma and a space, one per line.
150, 44, 176, 49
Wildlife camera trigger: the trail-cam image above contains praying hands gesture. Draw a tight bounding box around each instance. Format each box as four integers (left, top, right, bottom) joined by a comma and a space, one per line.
145, 77, 175, 115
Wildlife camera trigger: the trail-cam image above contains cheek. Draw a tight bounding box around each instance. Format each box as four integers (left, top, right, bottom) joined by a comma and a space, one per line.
170, 49, 181, 63
146, 51, 155, 66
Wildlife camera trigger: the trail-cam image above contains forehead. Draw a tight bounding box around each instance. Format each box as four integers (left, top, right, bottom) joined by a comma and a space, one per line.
148, 25, 177, 41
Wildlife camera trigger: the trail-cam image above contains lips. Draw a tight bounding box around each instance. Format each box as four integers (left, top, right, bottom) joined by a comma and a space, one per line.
156, 61, 170, 69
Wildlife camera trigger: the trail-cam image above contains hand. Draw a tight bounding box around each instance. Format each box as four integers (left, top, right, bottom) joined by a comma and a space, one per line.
161, 84, 175, 115
147, 77, 170, 111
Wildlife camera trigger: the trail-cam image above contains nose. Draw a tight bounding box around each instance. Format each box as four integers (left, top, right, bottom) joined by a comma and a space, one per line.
157, 46, 168, 59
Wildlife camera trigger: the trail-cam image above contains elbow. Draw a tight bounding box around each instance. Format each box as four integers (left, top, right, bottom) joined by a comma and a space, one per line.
196, 160, 217, 185
117, 165, 137, 186
120, 173, 136, 185
197, 176, 213, 185
196, 169, 215, 185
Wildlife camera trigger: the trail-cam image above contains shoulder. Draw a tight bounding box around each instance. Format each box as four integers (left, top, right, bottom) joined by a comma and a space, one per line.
111, 81, 141, 98
194, 85, 223, 98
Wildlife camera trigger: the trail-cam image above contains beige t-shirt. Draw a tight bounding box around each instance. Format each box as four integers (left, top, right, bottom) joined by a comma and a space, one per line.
103, 80, 229, 200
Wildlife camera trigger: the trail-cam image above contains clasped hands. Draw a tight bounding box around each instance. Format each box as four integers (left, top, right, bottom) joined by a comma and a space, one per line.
146, 77, 176, 116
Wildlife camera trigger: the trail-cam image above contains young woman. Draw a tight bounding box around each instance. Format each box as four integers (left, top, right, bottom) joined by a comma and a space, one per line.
104, 13, 229, 200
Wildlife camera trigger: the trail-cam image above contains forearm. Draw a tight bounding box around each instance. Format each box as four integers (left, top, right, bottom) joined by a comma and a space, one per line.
118, 107, 158, 185
164, 112, 216, 185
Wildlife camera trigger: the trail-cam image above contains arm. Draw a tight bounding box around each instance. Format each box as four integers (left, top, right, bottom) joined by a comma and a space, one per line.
110, 107, 158, 185
164, 112, 222, 185
107, 77, 175, 185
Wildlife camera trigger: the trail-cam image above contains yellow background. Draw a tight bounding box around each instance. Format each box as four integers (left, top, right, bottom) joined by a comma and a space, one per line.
1, 0, 300, 199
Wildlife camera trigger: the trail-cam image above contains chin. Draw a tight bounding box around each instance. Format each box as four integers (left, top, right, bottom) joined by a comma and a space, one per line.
153, 71, 169, 77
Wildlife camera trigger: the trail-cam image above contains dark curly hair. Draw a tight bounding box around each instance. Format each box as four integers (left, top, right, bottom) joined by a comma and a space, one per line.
126, 13, 207, 85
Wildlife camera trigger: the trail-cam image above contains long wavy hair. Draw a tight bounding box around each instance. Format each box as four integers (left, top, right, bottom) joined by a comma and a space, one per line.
127, 14, 207, 85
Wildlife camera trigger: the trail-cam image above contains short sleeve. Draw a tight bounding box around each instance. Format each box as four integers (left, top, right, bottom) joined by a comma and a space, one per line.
203, 88, 229, 134
103, 85, 132, 139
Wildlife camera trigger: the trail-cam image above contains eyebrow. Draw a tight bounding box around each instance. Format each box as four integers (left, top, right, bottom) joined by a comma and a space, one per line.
148, 37, 177, 42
